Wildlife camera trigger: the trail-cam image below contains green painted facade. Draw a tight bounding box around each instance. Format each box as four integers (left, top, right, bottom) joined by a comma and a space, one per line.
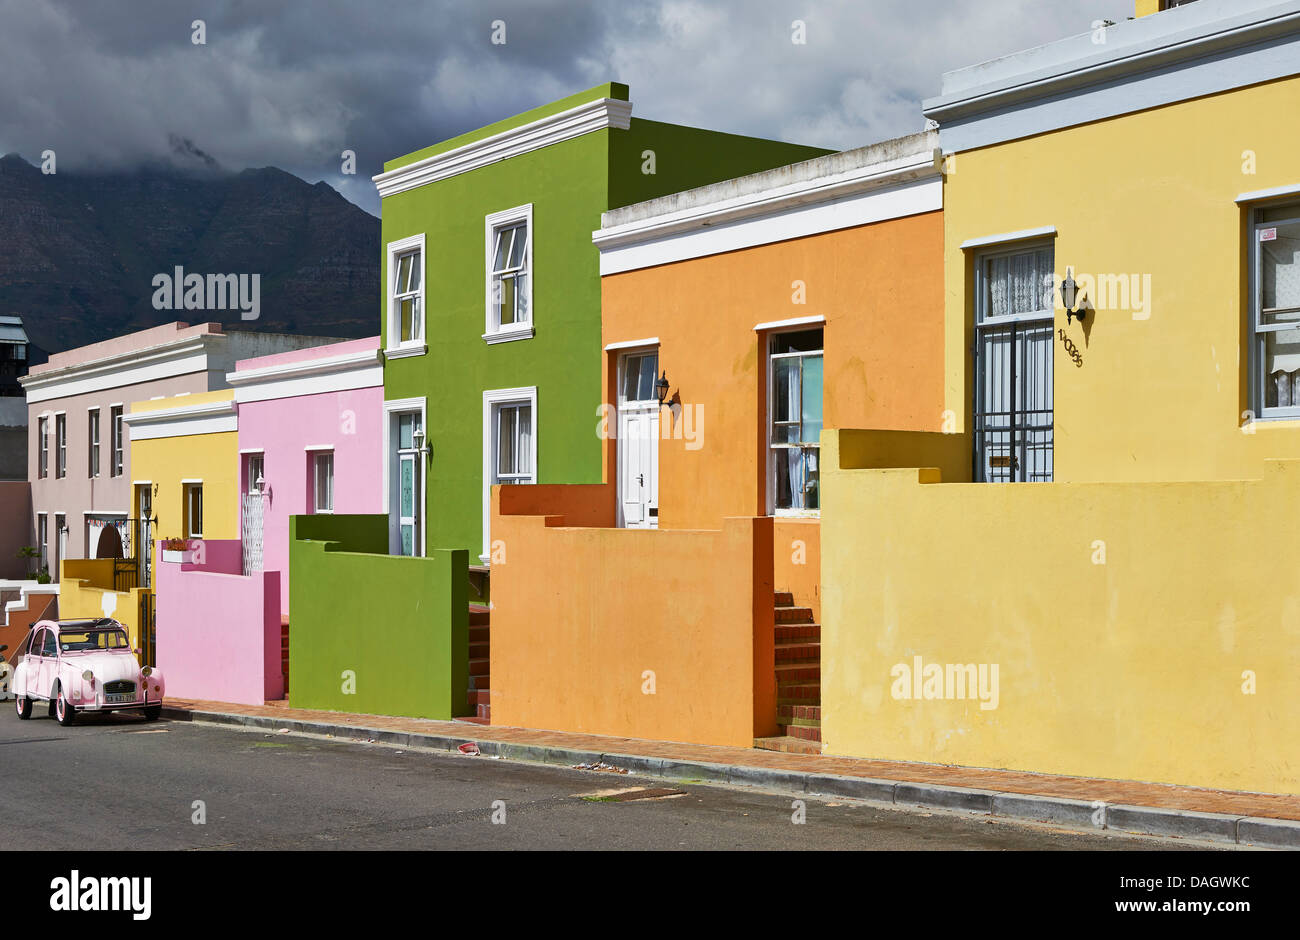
288, 514, 469, 719
380, 82, 833, 561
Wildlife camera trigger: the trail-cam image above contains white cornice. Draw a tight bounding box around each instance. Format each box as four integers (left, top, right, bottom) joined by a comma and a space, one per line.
373, 97, 633, 199
227, 347, 383, 403
19, 336, 219, 404
593, 150, 940, 253
122, 400, 237, 441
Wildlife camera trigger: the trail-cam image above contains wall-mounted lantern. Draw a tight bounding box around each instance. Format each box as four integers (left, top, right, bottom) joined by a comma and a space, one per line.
1061, 268, 1087, 325
412, 427, 430, 458
655, 371, 672, 406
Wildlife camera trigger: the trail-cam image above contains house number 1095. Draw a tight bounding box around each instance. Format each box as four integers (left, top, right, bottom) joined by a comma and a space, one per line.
1058, 328, 1083, 367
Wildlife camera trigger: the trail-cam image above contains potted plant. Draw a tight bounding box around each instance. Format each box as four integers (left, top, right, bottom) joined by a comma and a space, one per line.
35, 565, 50, 585
160, 538, 194, 564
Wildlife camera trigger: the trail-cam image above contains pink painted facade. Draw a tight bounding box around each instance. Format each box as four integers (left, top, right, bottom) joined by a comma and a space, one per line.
155, 541, 282, 705
231, 336, 384, 615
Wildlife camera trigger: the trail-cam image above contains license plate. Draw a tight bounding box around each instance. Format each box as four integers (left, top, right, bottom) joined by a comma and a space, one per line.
105, 692, 135, 704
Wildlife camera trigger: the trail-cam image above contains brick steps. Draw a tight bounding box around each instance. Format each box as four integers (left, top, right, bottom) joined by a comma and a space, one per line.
766, 594, 821, 751
467, 606, 491, 722
753, 735, 823, 755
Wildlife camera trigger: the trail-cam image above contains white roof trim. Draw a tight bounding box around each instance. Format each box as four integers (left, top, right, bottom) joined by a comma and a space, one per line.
121, 400, 236, 426
594, 150, 940, 253
1236, 182, 1300, 204
960, 226, 1058, 250
227, 347, 380, 386
19, 336, 216, 402
228, 347, 383, 404
373, 97, 633, 198
754, 315, 826, 333
604, 337, 660, 352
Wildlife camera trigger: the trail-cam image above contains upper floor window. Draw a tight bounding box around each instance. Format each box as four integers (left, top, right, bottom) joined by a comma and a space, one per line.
37, 416, 48, 478
184, 483, 204, 539
55, 413, 66, 479
87, 408, 100, 478
1251, 202, 1300, 418
312, 451, 334, 513
110, 406, 124, 477
484, 204, 533, 343
386, 234, 425, 354
243, 452, 265, 495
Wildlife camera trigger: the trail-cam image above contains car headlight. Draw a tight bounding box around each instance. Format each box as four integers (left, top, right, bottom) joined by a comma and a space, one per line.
141, 666, 153, 677
82, 670, 94, 682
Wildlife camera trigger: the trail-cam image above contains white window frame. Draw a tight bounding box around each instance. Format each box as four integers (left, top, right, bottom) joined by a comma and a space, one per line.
385, 233, 426, 358
481, 386, 537, 563
37, 512, 48, 573
312, 451, 335, 514
1248, 199, 1300, 421
483, 204, 534, 344
765, 329, 824, 518
383, 397, 427, 557
110, 404, 124, 477
184, 483, 204, 539
87, 407, 100, 479
54, 412, 66, 479
243, 452, 265, 495
37, 415, 48, 479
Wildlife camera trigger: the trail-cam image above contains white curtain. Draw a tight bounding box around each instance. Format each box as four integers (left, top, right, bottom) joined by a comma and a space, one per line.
988, 248, 1053, 318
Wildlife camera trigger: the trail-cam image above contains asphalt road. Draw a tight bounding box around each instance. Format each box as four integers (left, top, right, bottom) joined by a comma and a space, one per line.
0, 709, 1219, 851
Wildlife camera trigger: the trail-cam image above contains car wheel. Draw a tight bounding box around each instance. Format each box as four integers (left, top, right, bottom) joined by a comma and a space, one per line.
54, 686, 76, 726
143, 704, 162, 721
15, 695, 32, 720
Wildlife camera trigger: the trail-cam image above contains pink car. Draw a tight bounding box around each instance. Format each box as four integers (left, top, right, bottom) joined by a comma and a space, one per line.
12, 618, 165, 725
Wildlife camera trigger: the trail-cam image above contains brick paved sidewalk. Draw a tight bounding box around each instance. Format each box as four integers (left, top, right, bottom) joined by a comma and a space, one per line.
161, 697, 1300, 824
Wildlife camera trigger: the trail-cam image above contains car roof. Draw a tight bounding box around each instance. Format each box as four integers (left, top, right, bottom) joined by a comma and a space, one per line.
35, 618, 125, 633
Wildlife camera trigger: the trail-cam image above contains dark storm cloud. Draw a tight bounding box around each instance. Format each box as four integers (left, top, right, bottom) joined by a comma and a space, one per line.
0, 0, 1126, 215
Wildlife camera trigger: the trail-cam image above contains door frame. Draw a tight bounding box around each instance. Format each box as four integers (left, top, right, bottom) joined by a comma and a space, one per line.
383, 397, 427, 557
615, 346, 661, 529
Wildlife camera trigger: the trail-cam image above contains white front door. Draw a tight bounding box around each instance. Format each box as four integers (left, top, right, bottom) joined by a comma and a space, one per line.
617, 350, 660, 529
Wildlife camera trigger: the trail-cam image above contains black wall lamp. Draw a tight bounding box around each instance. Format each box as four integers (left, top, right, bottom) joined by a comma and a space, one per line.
1061, 268, 1087, 325
655, 371, 672, 406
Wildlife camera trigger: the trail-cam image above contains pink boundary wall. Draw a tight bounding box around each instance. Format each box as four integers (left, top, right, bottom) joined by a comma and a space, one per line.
155, 540, 282, 705
235, 336, 384, 614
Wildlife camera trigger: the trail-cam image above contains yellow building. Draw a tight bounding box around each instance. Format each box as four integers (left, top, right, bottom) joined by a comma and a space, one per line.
821, 0, 1300, 793
124, 390, 239, 548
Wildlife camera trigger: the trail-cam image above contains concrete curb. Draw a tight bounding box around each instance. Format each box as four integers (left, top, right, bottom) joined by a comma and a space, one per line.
163, 706, 1296, 849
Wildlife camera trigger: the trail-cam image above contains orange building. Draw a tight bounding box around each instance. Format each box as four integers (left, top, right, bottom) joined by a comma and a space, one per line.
490, 131, 947, 749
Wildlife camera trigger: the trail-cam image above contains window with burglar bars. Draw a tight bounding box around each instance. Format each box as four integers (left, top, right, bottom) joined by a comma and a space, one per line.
769, 328, 823, 513
973, 243, 1055, 482
1251, 202, 1300, 418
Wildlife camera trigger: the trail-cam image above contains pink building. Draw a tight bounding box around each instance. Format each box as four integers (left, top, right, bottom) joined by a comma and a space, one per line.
154, 337, 383, 704
19, 322, 339, 583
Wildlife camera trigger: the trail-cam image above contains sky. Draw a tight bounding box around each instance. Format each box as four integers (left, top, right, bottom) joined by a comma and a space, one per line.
0, 0, 1128, 216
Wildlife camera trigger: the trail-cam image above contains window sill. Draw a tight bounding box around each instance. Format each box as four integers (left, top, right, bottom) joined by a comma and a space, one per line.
483, 326, 534, 345
773, 510, 821, 520
385, 344, 427, 360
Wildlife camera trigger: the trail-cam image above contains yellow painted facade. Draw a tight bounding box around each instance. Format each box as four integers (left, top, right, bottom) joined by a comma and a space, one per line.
57, 558, 148, 651
129, 391, 239, 545
943, 74, 1300, 483
821, 31, 1300, 791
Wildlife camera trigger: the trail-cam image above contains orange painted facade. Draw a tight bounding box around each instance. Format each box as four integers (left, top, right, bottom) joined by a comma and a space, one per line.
599, 209, 947, 617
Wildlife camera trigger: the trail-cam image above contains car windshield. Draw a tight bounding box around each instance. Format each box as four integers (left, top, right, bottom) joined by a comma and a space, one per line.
59, 629, 130, 652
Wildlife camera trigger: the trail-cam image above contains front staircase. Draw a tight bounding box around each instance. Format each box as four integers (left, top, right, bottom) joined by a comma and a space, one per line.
459, 604, 491, 725
756, 591, 822, 754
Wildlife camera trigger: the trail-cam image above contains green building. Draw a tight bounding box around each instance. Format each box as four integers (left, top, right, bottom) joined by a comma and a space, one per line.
290, 82, 832, 720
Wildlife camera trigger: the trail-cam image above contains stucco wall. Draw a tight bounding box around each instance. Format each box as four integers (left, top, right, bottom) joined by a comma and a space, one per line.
0, 481, 31, 580
156, 543, 282, 705
288, 514, 468, 719
491, 485, 776, 746
821, 429, 1300, 794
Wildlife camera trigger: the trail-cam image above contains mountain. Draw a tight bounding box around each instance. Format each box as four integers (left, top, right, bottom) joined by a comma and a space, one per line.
0, 154, 379, 360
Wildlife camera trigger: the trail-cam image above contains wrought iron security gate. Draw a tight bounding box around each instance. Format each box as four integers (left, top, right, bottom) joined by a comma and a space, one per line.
973, 319, 1054, 482
138, 588, 156, 668
241, 492, 264, 576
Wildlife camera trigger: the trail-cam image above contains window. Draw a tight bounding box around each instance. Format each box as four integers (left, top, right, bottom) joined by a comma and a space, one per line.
1251, 202, 1300, 418
110, 406, 124, 476
768, 330, 823, 514
621, 351, 660, 403
484, 205, 533, 342
55, 413, 66, 478
37, 416, 48, 478
312, 452, 334, 513
184, 484, 203, 539
244, 453, 265, 495
482, 387, 537, 561
87, 408, 100, 478
41, 629, 57, 658
972, 242, 1055, 482
37, 513, 47, 573
386, 234, 425, 352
